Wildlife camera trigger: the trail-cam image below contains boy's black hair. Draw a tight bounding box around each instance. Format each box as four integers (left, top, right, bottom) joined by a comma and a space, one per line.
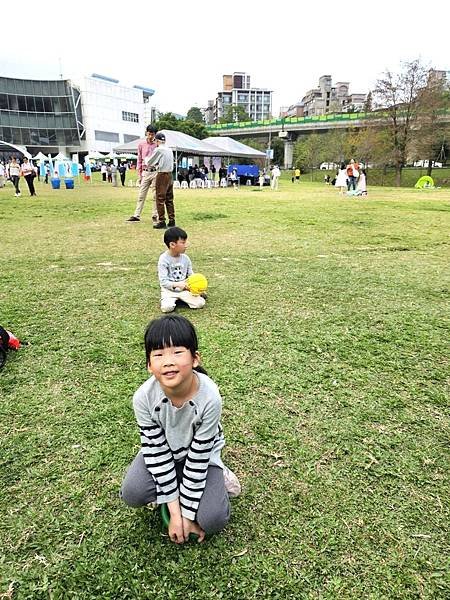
164, 226, 188, 248
144, 314, 207, 374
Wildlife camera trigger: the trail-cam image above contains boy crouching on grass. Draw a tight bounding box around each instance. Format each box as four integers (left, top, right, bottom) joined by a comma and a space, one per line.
158, 227, 206, 313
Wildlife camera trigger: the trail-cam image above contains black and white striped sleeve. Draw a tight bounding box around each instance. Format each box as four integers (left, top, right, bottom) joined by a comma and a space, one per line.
139, 422, 179, 505
179, 401, 221, 520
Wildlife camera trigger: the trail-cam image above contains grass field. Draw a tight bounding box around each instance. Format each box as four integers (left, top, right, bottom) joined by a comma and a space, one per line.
1, 176, 449, 599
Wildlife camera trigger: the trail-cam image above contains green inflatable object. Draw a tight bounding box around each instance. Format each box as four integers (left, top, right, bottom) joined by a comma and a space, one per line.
414, 175, 434, 189
160, 504, 200, 541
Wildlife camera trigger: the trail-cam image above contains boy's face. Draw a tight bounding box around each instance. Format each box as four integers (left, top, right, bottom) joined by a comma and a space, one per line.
169, 238, 188, 255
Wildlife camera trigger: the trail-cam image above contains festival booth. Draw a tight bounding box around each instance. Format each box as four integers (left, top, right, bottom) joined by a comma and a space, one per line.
114, 130, 263, 183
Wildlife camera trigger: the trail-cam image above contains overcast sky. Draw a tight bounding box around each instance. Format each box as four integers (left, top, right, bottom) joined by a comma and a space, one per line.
1, 0, 448, 118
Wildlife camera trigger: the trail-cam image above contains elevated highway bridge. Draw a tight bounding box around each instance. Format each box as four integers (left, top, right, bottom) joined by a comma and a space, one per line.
206, 111, 450, 168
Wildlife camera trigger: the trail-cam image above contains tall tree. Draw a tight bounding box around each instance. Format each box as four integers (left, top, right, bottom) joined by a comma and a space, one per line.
351, 127, 392, 169
293, 133, 326, 180
413, 74, 450, 175
363, 91, 373, 113
373, 59, 428, 186
220, 104, 249, 123
186, 107, 204, 123
152, 112, 208, 139
323, 129, 352, 165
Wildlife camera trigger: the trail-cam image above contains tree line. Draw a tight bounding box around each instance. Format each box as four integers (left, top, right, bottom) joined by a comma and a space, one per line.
293, 60, 450, 185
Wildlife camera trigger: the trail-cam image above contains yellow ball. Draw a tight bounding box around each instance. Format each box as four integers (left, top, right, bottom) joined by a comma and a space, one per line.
187, 273, 208, 296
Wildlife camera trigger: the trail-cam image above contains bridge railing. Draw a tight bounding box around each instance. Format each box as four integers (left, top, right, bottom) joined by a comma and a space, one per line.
207, 112, 372, 131
207, 108, 450, 132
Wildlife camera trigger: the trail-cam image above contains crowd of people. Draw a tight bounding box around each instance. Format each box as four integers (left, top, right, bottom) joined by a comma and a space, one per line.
332, 159, 367, 195
0, 156, 38, 196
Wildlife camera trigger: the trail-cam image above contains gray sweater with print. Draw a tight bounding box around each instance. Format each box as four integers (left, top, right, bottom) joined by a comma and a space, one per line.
133, 372, 225, 520
158, 251, 193, 290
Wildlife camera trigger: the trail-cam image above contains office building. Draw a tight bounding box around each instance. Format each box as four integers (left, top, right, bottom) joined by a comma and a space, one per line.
212, 72, 272, 123
0, 73, 155, 158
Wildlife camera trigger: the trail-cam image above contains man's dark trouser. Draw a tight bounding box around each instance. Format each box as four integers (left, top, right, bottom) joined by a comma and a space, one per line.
155, 172, 175, 223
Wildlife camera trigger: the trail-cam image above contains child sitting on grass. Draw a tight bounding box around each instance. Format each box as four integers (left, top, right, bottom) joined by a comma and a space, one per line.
120, 314, 240, 543
157, 226, 206, 313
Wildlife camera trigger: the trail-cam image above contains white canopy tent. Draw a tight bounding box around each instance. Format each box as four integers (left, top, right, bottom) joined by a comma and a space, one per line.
87, 151, 106, 160
203, 137, 266, 159
32, 151, 48, 161
115, 130, 223, 178
54, 152, 69, 161
114, 130, 220, 156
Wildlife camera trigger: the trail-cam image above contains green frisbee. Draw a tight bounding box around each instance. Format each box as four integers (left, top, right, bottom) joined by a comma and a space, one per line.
160, 504, 200, 541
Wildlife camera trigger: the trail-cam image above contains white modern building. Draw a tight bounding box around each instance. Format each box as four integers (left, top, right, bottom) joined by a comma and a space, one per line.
74, 74, 155, 153
0, 73, 155, 159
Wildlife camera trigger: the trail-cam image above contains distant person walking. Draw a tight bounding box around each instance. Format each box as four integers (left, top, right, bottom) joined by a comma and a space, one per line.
9, 156, 21, 197
118, 163, 127, 186
271, 165, 281, 190
21, 157, 37, 196
101, 163, 107, 182
127, 125, 158, 223
111, 163, 118, 187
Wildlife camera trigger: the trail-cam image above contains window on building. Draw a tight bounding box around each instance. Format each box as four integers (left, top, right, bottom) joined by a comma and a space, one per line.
17, 96, 27, 111
95, 130, 120, 142
0, 94, 7, 110
21, 128, 31, 144
43, 98, 52, 112
25, 96, 36, 112
2, 127, 12, 142
8, 94, 19, 110
124, 134, 140, 144
122, 111, 139, 123
35, 97, 44, 112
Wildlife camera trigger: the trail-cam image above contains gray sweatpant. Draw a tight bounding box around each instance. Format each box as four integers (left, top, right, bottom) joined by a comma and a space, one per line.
120, 452, 230, 534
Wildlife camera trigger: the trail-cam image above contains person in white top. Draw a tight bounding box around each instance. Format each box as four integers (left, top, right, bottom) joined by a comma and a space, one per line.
271, 165, 281, 190
8, 156, 21, 196
0, 162, 5, 188
21, 157, 37, 196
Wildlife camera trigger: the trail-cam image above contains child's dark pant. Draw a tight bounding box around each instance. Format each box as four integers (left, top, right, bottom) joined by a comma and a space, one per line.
120, 452, 230, 534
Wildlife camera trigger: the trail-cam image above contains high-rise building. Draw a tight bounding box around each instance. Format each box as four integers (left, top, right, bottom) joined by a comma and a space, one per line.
212, 72, 272, 123
282, 75, 366, 118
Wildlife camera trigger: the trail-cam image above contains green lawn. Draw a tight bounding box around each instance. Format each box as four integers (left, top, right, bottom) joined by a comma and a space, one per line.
1, 177, 449, 599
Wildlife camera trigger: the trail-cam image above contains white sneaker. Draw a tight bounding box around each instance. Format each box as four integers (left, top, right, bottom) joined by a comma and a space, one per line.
223, 466, 241, 498
17, 192, 21, 197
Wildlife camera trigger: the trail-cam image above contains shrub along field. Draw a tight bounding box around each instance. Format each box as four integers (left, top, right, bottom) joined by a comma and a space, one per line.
1, 176, 449, 599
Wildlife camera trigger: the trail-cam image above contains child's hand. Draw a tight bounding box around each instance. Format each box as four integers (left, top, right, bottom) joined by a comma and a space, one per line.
168, 514, 185, 544
173, 280, 187, 291
182, 517, 205, 543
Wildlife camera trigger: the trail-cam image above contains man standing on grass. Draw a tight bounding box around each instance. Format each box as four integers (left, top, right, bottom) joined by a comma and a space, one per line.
127, 125, 158, 223
146, 132, 175, 229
